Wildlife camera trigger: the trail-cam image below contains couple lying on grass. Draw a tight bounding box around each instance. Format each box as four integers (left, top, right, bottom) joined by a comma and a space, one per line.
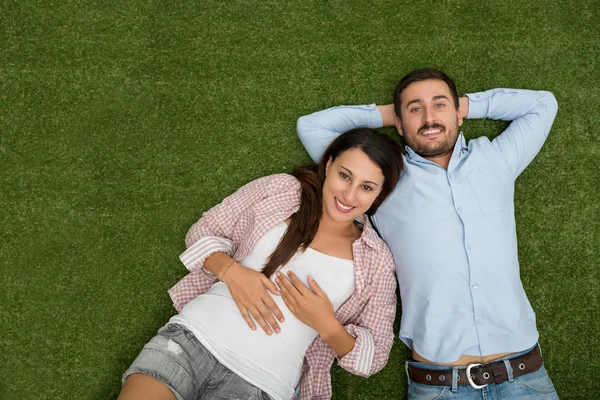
118, 68, 559, 400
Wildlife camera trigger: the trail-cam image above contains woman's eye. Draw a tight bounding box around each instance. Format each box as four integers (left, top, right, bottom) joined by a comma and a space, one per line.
340, 173, 349, 180
362, 185, 373, 191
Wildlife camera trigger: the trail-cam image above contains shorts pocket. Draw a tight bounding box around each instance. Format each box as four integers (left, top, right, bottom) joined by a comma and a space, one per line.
157, 323, 189, 340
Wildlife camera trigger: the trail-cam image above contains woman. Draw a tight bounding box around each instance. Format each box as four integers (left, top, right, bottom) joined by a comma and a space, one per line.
119, 128, 404, 400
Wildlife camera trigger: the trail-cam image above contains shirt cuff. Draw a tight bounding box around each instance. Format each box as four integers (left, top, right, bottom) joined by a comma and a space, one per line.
365, 104, 385, 128
465, 92, 491, 119
337, 325, 375, 376
179, 236, 234, 273
335, 104, 384, 129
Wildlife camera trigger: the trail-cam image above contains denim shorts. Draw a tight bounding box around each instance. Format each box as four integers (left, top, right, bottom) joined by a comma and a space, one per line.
123, 324, 271, 400
405, 344, 559, 399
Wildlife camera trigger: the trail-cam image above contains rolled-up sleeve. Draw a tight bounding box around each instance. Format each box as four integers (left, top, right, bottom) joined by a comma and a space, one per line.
336, 250, 397, 377
179, 236, 235, 275
179, 174, 297, 274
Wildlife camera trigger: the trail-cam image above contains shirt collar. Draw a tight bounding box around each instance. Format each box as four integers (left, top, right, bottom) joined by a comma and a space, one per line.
354, 214, 382, 250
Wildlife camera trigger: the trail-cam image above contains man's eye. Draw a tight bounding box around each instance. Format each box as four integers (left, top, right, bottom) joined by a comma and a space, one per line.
410, 108, 420, 113
435, 103, 445, 108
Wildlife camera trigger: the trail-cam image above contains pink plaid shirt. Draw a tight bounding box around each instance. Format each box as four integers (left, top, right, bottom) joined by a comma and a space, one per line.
168, 174, 397, 399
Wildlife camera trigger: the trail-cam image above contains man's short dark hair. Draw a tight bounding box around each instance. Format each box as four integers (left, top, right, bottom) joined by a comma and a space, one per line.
393, 68, 459, 119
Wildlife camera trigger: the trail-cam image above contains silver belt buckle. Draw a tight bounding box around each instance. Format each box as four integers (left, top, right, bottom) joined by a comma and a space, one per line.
466, 363, 488, 389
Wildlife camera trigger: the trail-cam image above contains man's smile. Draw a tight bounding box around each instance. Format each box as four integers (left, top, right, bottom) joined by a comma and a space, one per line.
419, 123, 445, 137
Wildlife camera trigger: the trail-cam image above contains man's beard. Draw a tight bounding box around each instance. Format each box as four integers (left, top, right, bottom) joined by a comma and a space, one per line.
406, 121, 459, 158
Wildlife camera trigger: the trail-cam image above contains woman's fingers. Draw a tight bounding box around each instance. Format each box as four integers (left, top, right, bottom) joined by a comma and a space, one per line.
262, 294, 285, 324
256, 301, 281, 334
260, 274, 285, 323
238, 301, 280, 335
247, 305, 273, 335
226, 265, 284, 334
261, 274, 281, 296
286, 271, 311, 295
308, 276, 327, 299
276, 273, 299, 307
237, 305, 257, 331
279, 287, 295, 314
276, 272, 300, 298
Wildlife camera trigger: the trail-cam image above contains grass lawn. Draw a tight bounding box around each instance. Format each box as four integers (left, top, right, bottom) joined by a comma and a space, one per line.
1, 0, 598, 398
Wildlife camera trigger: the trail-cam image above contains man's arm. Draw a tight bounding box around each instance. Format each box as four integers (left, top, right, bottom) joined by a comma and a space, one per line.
466, 89, 558, 178
375, 104, 397, 127
297, 98, 470, 161
296, 104, 384, 162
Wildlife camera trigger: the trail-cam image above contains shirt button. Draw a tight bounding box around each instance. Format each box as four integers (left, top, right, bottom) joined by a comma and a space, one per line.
477, 318, 483, 325
448, 173, 453, 179
466, 244, 472, 250
472, 283, 478, 289
457, 206, 463, 212
355, 270, 361, 276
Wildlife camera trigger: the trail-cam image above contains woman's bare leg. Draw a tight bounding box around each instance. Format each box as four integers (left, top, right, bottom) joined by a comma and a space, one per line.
118, 373, 177, 400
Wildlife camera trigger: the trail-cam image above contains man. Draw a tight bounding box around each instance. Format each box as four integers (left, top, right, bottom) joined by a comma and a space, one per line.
296, 68, 559, 399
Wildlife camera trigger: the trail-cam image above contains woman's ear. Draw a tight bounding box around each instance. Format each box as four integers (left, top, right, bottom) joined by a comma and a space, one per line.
325, 156, 333, 176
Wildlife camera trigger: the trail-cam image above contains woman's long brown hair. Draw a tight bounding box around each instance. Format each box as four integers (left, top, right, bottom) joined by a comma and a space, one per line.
261, 128, 403, 278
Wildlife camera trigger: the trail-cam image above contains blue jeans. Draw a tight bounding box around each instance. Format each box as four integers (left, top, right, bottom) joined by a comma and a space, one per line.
123, 324, 271, 400
406, 345, 559, 400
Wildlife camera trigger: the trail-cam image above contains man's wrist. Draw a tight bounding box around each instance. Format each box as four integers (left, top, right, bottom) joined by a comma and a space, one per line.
376, 104, 397, 127
459, 97, 469, 119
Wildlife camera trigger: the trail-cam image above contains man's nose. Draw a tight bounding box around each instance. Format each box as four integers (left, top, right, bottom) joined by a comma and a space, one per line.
423, 107, 436, 124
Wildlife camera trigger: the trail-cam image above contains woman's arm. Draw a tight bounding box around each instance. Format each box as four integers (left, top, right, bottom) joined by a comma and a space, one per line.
182, 174, 294, 267
336, 253, 397, 377
179, 174, 299, 333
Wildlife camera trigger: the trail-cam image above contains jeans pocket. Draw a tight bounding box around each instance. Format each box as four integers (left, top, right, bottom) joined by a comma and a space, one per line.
157, 323, 186, 340
408, 382, 449, 400
515, 365, 557, 394
258, 388, 273, 400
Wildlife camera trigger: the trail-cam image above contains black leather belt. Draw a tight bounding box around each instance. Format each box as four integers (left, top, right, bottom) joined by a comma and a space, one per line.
407, 346, 543, 389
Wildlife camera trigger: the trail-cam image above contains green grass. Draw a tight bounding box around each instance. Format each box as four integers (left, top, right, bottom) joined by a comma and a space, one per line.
1, 0, 598, 398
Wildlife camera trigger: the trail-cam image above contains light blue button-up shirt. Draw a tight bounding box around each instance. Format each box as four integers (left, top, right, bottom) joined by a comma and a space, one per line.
297, 89, 558, 362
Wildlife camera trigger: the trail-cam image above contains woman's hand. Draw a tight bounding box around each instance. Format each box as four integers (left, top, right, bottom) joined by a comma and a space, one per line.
276, 271, 337, 334
223, 263, 285, 335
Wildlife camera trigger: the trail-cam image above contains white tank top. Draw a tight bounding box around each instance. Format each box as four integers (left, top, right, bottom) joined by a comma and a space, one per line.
170, 221, 355, 400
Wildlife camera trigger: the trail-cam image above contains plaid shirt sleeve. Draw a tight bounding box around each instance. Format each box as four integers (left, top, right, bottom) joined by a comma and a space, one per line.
169, 174, 299, 312
177, 174, 295, 274
336, 247, 397, 377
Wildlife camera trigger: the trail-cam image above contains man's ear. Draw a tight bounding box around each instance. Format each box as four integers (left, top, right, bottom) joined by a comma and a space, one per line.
395, 116, 404, 137
457, 109, 464, 127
